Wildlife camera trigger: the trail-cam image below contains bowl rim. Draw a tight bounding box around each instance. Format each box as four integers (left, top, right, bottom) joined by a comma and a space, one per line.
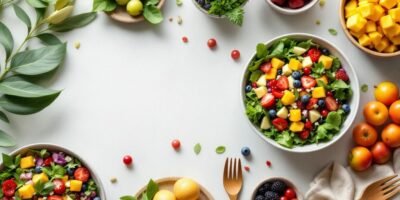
1, 143, 107, 199
191, 0, 248, 19
264, 0, 319, 15
339, 0, 400, 57
106, 0, 166, 24
250, 177, 304, 199
240, 33, 360, 153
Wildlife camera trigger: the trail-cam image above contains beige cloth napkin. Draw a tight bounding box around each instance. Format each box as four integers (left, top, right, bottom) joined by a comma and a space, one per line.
305, 149, 400, 200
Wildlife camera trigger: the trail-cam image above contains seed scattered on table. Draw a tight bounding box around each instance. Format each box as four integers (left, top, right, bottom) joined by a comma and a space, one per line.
110, 177, 117, 183
316, 20, 321, 25
169, 17, 173, 22
74, 41, 80, 49
177, 16, 183, 25
361, 84, 369, 92
319, 0, 326, 7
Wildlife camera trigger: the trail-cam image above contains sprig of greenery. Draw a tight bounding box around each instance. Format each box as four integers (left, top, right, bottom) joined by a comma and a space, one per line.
0, 0, 97, 147
208, 0, 247, 26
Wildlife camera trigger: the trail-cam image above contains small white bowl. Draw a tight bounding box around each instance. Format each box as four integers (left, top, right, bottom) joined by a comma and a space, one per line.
265, 0, 318, 15
240, 33, 360, 153
251, 177, 303, 200
192, 0, 248, 19
0, 143, 106, 199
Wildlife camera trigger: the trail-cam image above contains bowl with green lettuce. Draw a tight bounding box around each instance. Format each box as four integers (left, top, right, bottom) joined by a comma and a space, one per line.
192, 0, 248, 26
241, 33, 360, 153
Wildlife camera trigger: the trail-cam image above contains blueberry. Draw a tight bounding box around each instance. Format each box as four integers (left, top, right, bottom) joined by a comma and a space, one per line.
34, 166, 42, 173
301, 95, 310, 104
277, 69, 282, 75
293, 80, 302, 88
82, 183, 88, 191
268, 109, 277, 118
292, 71, 301, 80
241, 147, 251, 157
321, 48, 330, 55
318, 99, 325, 107
245, 85, 252, 92
203, 3, 211, 10
67, 168, 75, 176
342, 104, 351, 113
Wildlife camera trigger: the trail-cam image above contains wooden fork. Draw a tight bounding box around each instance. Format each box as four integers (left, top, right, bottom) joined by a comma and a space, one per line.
360, 174, 400, 200
223, 158, 243, 200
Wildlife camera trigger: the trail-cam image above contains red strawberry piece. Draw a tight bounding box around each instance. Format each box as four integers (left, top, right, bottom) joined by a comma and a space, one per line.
74, 167, 90, 183
272, 89, 284, 98
327, 91, 333, 97
276, 76, 289, 90
306, 98, 318, 110
261, 93, 276, 108
307, 48, 321, 62
43, 157, 53, 166
325, 96, 338, 111
336, 68, 349, 81
48, 196, 63, 200
299, 130, 310, 140
288, 0, 305, 8
2, 179, 17, 197
303, 67, 311, 75
305, 121, 313, 129
301, 76, 317, 89
53, 179, 66, 195
268, 80, 278, 89
297, 100, 305, 110
321, 109, 329, 117
271, 0, 286, 6
260, 62, 272, 73
272, 118, 289, 131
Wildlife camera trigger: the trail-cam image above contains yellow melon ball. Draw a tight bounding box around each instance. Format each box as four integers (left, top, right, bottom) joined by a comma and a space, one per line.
173, 178, 200, 200
154, 190, 176, 200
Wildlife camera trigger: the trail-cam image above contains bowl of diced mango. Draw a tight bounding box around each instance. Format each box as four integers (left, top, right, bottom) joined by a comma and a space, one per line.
340, 0, 400, 57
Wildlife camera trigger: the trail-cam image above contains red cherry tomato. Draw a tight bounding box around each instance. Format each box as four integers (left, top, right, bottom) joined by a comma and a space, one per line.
123, 155, 133, 165
43, 157, 53, 166
2, 179, 17, 197
171, 139, 181, 150
207, 38, 217, 48
280, 197, 289, 200
182, 36, 188, 43
48, 195, 63, 200
53, 179, 66, 195
260, 62, 272, 73
231, 50, 240, 60
74, 167, 90, 183
284, 188, 297, 199
303, 67, 311, 75
305, 121, 313, 129
321, 109, 329, 118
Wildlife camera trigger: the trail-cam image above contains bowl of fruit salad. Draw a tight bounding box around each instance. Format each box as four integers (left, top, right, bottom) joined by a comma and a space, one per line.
340, 0, 400, 57
266, 0, 318, 15
0, 143, 105, 199
192, 0, 248, 26
251, 177, 303, 200
241, 33, 360, 153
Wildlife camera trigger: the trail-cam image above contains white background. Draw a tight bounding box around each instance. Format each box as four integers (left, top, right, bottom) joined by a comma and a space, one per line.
2, 0, 400, 199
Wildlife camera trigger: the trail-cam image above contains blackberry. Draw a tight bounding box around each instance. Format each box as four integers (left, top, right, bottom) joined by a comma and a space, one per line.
270, 180, 287, 195
254, 195, 265, 200
257, 183, 270, 196
263, 182, 272, 191
264, 191, 280, 200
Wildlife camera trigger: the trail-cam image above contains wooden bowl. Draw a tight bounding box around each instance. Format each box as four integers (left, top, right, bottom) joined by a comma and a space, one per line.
135, 177, 214, 200
107, 0, 166, 24
339, 0, 400, 57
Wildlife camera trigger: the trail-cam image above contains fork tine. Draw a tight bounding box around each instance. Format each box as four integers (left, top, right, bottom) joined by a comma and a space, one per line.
379, 175, 399, 186
223, 158, 228, 181
383, 182, 400, 194
229, 158, 233, 179
384, 184, 400, 199
233, 158, 237, 179
381, 177, 400, 190
238, 159, 243, 180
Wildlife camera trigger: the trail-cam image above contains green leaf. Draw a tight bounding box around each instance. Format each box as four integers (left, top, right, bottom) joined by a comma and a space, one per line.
146, 179, 159, 200
215, 146, 226, 154
2, 153, 14, 168
27, 0, 48, 8
176, 0, 182, 6
0, 92, 61, 115
312, 62, 325, 77
13, 4, 32, 31
276, 131, 293, 148
35, 7, 47, 22
297, 40, 313, 50
361, 84, 368, 92
326, 111, 342, 127
0, 80, 60, 98
256, 43, 268, 59
146, 0, 159, 5
120, 196, 137, 200
0, 130, 15, 147
249, 70, 262, 83
328, 28, 338, 36
194, 143, 201, 155
0, 22, 13, 59
143, 5, 163, 24
35, 33, 62, 45
92, 0, 117, 12
10, 43, 66, 76
0, 111, 9, 123
331, 57, 341, 71
49, 12, 97, 32
225, 7, 243, 26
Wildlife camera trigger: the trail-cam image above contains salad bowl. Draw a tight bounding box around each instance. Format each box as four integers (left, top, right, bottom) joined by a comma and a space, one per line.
241, 33, 360, 153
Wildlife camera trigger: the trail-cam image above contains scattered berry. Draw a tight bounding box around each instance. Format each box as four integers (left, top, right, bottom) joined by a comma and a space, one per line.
327, 91, 333, 97
306, 98, 318, 110
252, 82, 257, 88
110, 177, 118, 183
288, 0, 305, 9
266, 160, 272, 167
34, 166, 42, 173
244, 166, 250, 171
292, 71, 301, 80
123, 155, 133, 166
53, 179, 66, 195
255, 195, 265, 200
321, 48, 330, 55
301, 76, 317, 89
207, 38, 217, 48
2, 179, 17, 197
318, 99, 325, 107
241, 147, 251, 156
299, 130, 310, 140
336, 68, 349, 81
307, 48, 321, 62
342, 104, 351, 113
301, 95, 310, 104
171, 139, 181, 150
321, 109, 329, 117
305, 121, 313, 129
276, 76, 289, 90
277, 69, 283, 75
182, 36, 188, 43
231, 50, 240, 60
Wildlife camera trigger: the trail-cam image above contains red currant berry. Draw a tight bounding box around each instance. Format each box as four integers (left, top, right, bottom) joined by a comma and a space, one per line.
207, 38, 217, 48
252, 82, 257, 88
123, 155, 133, 165
280, 197, 289, 200
327, 91, 333, 97
303, 67, 311, 75
321, 109, 329, 117
182, 36, 188, 43
305, 121, 313, 129
231, 50, 240, 60
284, 188, 297, 199
171, 139, 181, 150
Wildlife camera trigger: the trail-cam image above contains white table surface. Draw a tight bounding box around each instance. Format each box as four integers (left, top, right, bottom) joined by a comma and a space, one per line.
2, 0, 400, 199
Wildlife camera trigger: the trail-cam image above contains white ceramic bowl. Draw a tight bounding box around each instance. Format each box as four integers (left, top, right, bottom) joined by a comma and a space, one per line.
265, 0, 318, 15
241, 33, 360, 153
192, 0, 247, 19
251, 177, 303, 200
0, 143, 106, 199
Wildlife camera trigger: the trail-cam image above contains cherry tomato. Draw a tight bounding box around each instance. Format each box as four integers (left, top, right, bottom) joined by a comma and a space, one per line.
285, 188, 297, 199
171, 139, 181, 150
280, 197, 289, 200
321, 109, 329, 118
74, 167, 90, 183
123, 155, 133, 165
303, 67, 311, 75
2, 179, 17, 197
43, 157, 53, 166
207, 38, 217, 48
48, 195, 63, 200
182, 36, 188, 43
305, 121, 313, 129
231, 50, 240, 60
53, 179, 66, 195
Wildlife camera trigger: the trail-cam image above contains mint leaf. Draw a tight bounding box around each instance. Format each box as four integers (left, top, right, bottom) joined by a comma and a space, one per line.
145, 179, 159, 200
328, 28, 338, 36
312, 62, 325, 77
361, 84, 368, 92
2, 154, 15, 169
326, 111, 342, 127
297, 39, 314, 50
332, 57, 341, 71
194, 143, 201, 155
120, 196, 137, 200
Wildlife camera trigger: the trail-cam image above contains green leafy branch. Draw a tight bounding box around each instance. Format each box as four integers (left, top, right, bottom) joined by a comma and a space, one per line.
0, 0, 97, 147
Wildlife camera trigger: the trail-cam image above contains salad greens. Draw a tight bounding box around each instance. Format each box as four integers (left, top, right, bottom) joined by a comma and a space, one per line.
207, 0, 247, 26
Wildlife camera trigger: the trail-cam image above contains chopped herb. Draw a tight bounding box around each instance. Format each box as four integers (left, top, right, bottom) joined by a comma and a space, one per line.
361, 84, 368, 92
215, 146, 226, 154
194, 143, 201, 155
316, 20, 321, 25
176, 0, 183, 6
329, 28, 338, 36
319, 0, 326, 7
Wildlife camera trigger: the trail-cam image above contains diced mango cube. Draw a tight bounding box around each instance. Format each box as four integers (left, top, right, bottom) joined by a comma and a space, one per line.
312, 87, 327, 99
318, 55, 333, 69
359, 0, 378, 4
370, 5, 386, 21
369, 31, 383, 46
347, 14, 368, 32
359, 34, 373, 46
346, 0, 359, 18
358, 3, 376, 19
70, 180, 83, 192
380, 15, 396, 29
290, 122, 305, 132
62, 175, 69, 182
346, 9, 360, 18
351, 30, 365, 38
281, 90, 296, 106
384, 44, 398, 52
316, 76, 329, 85
32, 173, 49, 184
380, 0, 397, 9
375, 37, 390, 52
18, 185, 35, 199
390, 35, 400, 45
266, 67, 278, 80
253, 86, 267, 99
366, 21, 377, 32
289, 109, 301, 122
20, 156, 35, 169
271, 58, 285, 69
389, 8, 400, 22
384, 24, 400, 37
288, 59, 302, 70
